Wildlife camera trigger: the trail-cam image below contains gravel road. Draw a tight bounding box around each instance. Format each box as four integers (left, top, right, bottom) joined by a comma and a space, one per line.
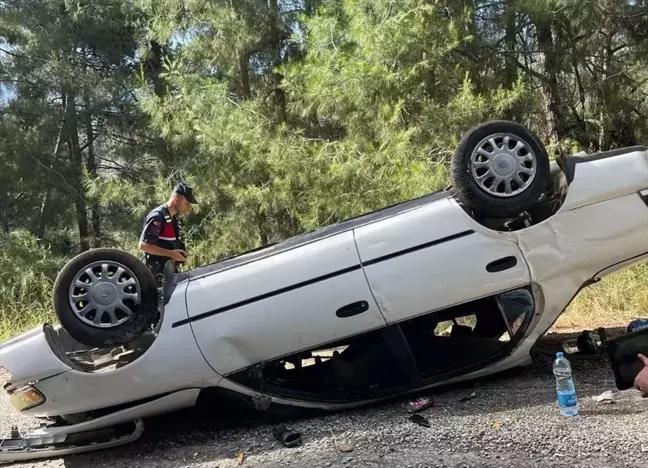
3, 330, 648, 468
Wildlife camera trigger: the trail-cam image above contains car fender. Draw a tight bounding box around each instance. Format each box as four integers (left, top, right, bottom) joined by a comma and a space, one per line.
0, 325, 71, 390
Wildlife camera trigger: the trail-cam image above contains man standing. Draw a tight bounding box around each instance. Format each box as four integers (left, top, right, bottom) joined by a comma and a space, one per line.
138, 183, 198, 285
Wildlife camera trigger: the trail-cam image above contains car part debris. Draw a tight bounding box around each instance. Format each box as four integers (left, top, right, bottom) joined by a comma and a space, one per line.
577, 330, 603, 354
407, 396, 434, 413
272, 425, 302, 448
563, 329, 605, 355
409, 414, 431, 428
336, 442, 354, 453
592, 391, 615, 404
0, 419, 144, 464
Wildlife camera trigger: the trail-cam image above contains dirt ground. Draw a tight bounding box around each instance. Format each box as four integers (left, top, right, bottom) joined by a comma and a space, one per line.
3, 329, 648, 468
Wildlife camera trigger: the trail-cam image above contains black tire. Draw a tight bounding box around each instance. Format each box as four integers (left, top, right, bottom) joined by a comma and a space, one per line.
52, 248, 158, 348
450, 120, 550, 218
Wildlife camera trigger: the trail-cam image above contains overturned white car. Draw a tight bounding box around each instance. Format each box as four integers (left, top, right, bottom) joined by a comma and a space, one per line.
1, 120, 647, 462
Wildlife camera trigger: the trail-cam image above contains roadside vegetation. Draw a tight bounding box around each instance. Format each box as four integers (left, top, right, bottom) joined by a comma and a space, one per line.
1, 0, 647, 341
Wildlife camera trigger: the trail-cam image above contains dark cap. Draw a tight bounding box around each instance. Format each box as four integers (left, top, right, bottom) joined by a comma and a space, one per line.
173, 183, 198, 204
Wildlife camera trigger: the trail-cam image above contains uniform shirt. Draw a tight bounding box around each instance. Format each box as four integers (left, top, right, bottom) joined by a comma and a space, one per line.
139, 204, 183, 264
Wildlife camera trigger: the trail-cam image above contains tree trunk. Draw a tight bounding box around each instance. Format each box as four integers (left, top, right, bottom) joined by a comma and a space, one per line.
460, 0, 482, 94
84, 93, 101, 248
535, 16, 568, 143
503, 0, 517, 120
65, 89, 90, 252
258, 211, 270, 246
563, 25, 590, 150
148, 40, 166, 98
305, 0, 317, 16
37, 94, 66, 239
239, 50, 251, 99
269, 0, 286, 122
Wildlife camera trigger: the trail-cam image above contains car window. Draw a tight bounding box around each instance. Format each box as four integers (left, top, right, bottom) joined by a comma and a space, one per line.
497, 288, 534, 337
229, 327, 416, 402
399, 288, 534, 380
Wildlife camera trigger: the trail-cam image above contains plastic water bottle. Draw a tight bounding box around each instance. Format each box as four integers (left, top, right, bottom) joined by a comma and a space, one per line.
553, 352, 578, 416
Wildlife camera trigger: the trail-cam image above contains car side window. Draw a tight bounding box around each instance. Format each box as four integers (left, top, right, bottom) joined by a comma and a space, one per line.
399, 288, 535, 380
497, 288, 535, 337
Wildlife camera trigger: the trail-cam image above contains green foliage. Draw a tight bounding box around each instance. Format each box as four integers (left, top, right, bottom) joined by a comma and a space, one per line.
0, 230, 60, 340
131, 0, 525, 265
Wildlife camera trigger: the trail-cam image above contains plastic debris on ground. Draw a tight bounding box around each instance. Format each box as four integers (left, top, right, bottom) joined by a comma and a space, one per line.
407, 396, 434, 413
592, 391, 615, 404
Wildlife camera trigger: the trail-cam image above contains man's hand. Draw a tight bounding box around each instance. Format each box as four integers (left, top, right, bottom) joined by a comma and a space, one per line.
634, 354, 648, 392
170, 249, 186, 263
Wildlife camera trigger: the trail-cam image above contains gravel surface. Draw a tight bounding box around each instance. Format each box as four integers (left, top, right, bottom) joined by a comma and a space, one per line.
3, 331, 648, 468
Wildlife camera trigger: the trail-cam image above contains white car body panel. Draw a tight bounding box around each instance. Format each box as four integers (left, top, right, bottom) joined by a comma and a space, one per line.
560, 149, 648, 211
507, 192, 648, 359
184, 230, 387, 376
15, 281, 220, 418
353, 198, 531, 323
0, 145, 646, 455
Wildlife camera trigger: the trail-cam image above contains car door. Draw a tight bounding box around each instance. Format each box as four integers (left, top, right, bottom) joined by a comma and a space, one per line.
182, 230, 388, 377
353, 196, 531, 324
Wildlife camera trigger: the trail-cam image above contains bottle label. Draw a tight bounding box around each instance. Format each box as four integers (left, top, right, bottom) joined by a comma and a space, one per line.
558, 391, 577, 408
629, 319, 648, 333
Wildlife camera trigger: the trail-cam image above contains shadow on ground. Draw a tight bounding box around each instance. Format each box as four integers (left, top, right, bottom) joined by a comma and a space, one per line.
58, 327, 637, 468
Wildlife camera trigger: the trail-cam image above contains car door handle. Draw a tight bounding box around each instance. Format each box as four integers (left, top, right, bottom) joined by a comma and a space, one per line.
336, 301, 370, 318
486, 256, 518, 273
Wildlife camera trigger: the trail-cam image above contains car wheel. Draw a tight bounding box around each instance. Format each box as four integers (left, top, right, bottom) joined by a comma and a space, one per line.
52, 248, 158, 348
450, 120, 550, 218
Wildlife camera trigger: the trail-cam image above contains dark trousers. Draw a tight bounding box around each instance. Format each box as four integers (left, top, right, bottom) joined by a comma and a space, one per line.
145, 258, 170, 288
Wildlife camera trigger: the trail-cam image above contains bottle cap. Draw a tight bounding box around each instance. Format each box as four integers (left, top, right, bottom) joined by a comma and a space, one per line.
556, 352, 564, 358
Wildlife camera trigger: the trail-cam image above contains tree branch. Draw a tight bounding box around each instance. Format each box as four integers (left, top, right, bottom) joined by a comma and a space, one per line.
0, 47, 46, 62
611, 43, 628, 54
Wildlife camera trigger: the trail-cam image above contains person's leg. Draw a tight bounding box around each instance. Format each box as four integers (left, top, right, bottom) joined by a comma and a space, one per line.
144, 260, 165, 330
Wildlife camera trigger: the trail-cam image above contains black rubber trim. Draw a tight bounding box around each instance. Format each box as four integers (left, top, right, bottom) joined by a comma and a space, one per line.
173, 230, 475, 328
486, 256, 518, 273
362, 230, 475, 267
336, 301, 370, 318
172, 265, 362, 328
560, 146, 647, 184
639, 190, 648, 207
593, 250, 648, 279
